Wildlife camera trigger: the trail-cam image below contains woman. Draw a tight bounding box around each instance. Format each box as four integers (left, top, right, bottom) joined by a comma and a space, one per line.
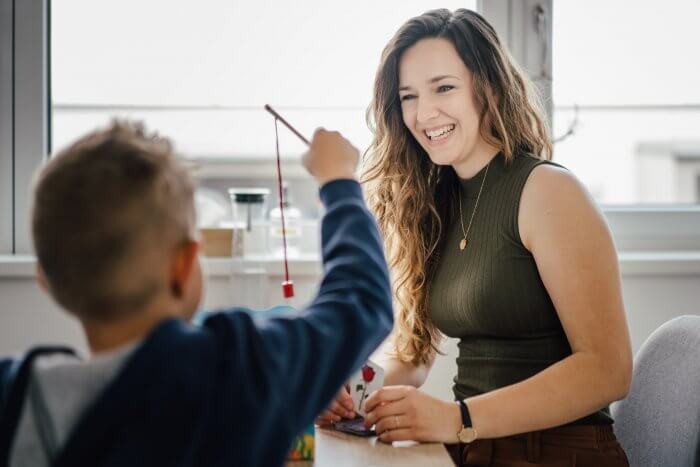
317, 9, 632, 466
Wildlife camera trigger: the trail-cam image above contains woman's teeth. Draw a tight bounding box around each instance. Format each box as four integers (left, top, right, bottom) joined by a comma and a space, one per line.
425, 124, 455, 141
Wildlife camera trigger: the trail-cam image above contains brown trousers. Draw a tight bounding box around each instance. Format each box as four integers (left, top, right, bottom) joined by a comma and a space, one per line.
445, 424, 629, 467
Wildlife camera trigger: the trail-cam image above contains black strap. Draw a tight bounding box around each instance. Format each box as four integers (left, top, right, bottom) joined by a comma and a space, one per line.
0, 346, 76, 467
0, 360, 18, 415
457, 399, 472, 428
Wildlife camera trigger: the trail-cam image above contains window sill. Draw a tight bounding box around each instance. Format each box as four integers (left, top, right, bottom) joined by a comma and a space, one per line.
0, 255, 323, 279
2, 252, 700, 278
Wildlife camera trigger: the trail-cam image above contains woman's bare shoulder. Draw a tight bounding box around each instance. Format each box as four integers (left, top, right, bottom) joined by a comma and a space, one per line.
518, 163, 603, 252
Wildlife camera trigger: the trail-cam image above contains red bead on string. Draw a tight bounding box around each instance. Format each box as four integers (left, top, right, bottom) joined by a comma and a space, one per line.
274, 117, 294, 299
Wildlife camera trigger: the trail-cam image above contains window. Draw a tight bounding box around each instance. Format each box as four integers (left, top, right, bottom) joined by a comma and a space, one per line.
51, 1, 477, 162
1, 0, 48, 254
3, 0, 698, 255
552, 0, 700, 205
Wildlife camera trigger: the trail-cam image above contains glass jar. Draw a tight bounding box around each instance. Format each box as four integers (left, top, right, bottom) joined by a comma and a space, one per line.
268, 182, 302, 258
228, 188, 269, 256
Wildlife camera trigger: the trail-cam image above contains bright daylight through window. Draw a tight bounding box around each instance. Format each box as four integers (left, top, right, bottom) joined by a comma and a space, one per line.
49, 0, 700, 209
552, 0, 700, 205
51, 0, 476, 163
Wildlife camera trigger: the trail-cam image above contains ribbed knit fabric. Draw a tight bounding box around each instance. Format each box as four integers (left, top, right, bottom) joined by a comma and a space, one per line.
428, 152, 612, 425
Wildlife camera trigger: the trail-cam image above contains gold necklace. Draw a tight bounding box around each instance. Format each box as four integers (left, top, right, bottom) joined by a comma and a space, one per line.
457, 161, 491, 251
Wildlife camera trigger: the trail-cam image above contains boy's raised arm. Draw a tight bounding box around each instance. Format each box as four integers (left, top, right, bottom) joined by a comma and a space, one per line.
0, 359, 13, 408
204, 129, 393, 432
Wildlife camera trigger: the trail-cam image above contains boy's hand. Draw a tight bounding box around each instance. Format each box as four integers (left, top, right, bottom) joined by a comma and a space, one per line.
315, 384, 355, 426
302, 128, 359, 186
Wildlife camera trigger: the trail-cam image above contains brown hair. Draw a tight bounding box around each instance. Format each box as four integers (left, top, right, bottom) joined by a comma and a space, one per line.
362, 9, 552, 365
32, 120, 195, 322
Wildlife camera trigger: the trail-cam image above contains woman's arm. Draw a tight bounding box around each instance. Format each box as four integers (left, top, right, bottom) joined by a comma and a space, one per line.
364, 164, 633, 443
464, 164, 633, 438
374, 343, 436, 387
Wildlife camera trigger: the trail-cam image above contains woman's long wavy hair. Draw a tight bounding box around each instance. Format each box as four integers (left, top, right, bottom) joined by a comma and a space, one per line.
362, 9, 552, 365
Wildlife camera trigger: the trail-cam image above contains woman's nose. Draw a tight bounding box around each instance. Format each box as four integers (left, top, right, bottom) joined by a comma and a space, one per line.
416, 96, 440, 123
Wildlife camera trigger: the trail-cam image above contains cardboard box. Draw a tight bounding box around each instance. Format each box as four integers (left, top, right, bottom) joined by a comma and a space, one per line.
199, 227, 233, 257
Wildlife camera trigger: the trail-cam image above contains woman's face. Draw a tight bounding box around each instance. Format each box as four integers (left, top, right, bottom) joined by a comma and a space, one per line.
398, 37, 484, 170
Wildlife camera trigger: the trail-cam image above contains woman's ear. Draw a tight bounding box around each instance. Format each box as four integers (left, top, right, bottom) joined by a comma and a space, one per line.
170, 240, 200, 299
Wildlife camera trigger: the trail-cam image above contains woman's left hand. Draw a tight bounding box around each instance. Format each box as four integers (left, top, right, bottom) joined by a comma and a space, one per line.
363, 385, 462, 443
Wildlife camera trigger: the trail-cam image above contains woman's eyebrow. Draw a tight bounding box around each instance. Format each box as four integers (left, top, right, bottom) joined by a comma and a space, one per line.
429, 74, 459, 83
399, 74, 459, 91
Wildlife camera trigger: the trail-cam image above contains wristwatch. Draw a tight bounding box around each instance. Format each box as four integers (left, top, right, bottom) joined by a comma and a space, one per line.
456, 400, 478, 443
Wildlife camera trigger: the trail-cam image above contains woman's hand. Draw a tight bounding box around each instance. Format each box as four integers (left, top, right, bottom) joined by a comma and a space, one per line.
363, 385, 462, 443
315, 385, 355, 426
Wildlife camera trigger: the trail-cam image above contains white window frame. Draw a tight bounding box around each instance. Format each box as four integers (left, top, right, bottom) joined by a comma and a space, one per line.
0, 0, 48, 255
1, 0, 699, 257
480, 0, 700, 253
0, 0, 14, 254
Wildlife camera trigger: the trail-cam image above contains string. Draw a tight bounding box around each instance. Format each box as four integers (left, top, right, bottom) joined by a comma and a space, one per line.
274, 118, 291, 285
265, 104, 305, 299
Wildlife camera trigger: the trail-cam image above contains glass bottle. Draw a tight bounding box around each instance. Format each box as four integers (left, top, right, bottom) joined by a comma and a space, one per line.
268, 182, 301, 258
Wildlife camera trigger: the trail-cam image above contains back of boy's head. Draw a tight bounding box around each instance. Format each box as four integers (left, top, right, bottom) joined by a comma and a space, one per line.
32, 120, 196, 322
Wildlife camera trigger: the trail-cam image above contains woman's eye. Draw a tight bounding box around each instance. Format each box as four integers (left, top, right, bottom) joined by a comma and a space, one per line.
437, 85, 454, 93
400, 94, 416, 102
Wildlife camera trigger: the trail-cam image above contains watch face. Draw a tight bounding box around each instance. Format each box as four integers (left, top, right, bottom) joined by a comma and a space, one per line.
458, 427, 478, 443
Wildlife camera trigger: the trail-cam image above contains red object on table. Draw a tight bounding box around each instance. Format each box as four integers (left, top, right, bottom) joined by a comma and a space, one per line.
362, 365, 376, 383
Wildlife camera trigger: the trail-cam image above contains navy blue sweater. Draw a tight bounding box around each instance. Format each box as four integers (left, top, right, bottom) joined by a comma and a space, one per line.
0, 179, 393, 467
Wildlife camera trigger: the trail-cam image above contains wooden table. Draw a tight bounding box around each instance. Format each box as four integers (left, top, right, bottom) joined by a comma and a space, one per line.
287, 426, 454, 466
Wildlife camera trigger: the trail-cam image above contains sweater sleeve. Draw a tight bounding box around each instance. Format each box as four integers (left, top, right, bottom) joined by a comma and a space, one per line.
204, 179, 393, 432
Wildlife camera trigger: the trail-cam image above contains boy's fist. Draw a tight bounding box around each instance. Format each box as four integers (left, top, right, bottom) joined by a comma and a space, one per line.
302, 128, 359, 186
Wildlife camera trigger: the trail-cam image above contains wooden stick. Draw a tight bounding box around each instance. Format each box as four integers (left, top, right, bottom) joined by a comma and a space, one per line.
264, 104, 310, 146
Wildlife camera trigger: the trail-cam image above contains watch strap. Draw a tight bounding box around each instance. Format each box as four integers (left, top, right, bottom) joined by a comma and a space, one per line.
457, 399, 472, 428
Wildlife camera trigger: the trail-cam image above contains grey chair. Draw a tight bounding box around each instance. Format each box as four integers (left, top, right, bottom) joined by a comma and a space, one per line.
611, 315, 700, 467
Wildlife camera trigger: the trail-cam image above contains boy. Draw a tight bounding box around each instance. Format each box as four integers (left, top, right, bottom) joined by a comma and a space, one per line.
0, 121, 393, 466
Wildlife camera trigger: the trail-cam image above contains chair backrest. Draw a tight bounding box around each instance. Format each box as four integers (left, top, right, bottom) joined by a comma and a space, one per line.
611, 315, 700, 467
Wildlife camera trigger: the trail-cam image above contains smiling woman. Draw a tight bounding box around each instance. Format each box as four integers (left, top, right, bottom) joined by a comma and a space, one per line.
351, 8, 632, 467
363, 9, 553, 369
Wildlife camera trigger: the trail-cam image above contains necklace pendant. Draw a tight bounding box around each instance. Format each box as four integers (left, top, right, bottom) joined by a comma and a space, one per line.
459, 238, 467, 251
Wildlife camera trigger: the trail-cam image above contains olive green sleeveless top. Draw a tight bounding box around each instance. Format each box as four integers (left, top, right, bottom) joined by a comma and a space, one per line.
428, 152, 611, 425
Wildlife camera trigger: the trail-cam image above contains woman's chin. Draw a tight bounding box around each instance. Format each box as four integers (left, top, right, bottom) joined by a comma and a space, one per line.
426, 151, 460, 167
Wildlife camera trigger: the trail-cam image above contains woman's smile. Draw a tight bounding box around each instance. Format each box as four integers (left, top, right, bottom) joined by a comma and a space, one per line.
423, 123, 457, 147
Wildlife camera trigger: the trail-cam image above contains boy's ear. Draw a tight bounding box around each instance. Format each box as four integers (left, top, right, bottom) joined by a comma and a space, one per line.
36, 264, 50, 293
170, 240, 200, 298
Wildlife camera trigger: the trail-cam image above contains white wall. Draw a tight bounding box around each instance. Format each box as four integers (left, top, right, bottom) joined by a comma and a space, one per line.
0, 277, 86, 353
